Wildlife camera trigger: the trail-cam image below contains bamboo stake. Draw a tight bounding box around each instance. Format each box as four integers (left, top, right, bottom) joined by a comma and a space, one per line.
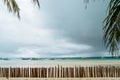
0, 66, 119, 78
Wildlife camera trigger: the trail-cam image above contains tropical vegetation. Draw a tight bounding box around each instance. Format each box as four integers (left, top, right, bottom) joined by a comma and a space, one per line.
103, 0, 120, 56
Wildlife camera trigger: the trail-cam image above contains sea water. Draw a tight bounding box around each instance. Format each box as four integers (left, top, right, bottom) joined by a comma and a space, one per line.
0, 57, 119, 62
0, 57, 119, 67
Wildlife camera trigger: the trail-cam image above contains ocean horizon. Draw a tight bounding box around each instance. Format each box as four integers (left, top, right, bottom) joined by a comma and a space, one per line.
0, 56, 119, 62
0, 56, 119, 68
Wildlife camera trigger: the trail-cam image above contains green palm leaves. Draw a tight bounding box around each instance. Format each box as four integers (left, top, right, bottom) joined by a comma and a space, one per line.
3, 0, 40, 19
4, 0, 20, 18
103, 0, 120, 56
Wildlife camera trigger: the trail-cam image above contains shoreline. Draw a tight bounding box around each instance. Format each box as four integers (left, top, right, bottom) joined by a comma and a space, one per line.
0, 60, 120, 67
0, 61, 120, 78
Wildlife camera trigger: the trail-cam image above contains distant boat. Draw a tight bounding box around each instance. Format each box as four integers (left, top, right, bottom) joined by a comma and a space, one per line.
21, 58, 31, 60
31, 58, 43, 60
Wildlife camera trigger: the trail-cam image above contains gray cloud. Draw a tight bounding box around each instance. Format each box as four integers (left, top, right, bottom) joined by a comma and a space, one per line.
43, 0, 109, 54
0, 0, 111, 57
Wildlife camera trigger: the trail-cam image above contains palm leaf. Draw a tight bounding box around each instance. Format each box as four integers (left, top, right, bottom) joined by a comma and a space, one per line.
33, 0, 40, 8
3, 0, 40, 19
103, 0, 120, 56
4, 0, 20, 18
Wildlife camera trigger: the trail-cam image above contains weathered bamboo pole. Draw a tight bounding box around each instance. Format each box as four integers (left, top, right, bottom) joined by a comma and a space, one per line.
116, 66, 119, 77
92, 66, 95, 77
75, 66, 78, 77
51, 67, 55, 78
62, 67, 64, 78
0, 66, 120, 78
61, 66, 62, 78
118, 66, 120, 77
70, 67, 74, 78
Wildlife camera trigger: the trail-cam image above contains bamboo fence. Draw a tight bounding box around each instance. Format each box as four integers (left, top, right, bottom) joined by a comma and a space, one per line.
0, 65, 120, 78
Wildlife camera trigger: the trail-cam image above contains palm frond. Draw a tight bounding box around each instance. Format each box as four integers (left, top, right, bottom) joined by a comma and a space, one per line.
103, 0, 120, 56
32, 0, 40, 8
4, 0, 20, 18
3, 0, 40, 19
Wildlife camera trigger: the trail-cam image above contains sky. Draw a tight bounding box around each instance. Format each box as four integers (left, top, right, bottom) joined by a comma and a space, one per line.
0, 0, 110, 58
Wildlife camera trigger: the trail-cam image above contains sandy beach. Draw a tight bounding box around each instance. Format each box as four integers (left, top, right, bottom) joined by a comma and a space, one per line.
0, 60, 120, 67
0, 60, 119, 79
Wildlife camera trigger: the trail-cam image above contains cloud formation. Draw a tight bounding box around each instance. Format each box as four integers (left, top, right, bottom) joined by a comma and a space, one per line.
0, 0, 110, 58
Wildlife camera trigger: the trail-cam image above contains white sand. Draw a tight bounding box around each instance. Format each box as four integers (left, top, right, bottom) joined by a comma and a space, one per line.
0, 61, 120, 79
0, 60, 120, 67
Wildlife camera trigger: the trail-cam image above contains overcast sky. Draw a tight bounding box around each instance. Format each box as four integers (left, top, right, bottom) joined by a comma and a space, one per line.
0, 0, 110, 58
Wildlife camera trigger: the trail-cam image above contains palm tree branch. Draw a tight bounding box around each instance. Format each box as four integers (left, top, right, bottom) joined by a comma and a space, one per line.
3, 0, 40, 19
33, 0, 40, 8
103, 0, 120, 56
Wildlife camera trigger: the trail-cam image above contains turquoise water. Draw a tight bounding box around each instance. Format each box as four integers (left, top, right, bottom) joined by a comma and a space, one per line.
0, 57, 120, 62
